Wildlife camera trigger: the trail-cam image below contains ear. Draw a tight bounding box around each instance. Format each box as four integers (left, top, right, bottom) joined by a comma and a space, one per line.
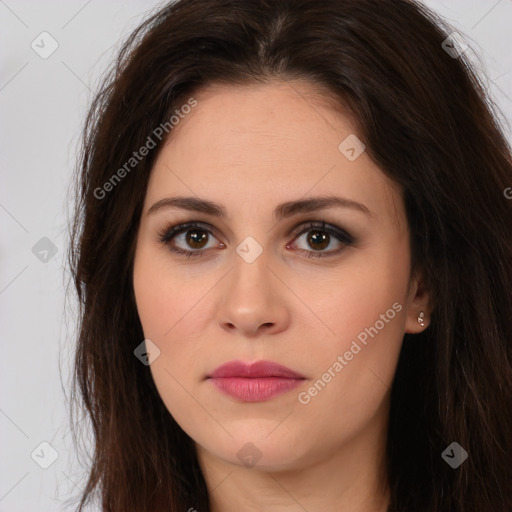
404, 269, 434, 334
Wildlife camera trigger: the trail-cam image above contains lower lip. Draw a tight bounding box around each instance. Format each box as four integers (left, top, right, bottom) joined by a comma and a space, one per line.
208, 377, 304, 402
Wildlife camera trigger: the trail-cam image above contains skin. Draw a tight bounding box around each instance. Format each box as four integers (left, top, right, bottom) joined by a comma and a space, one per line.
132, 80, 433, 511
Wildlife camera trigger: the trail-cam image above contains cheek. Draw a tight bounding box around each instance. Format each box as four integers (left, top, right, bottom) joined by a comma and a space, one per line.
337, 252, 408, 368
296, 245, 409, 435
133, 245, 215, 400
304, 275, 405, 393
133, 244, 212, 341
306, 241, 408, 352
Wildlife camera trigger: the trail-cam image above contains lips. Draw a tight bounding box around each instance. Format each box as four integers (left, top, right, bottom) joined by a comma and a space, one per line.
207, 360, 306, 402
208, 360, 306, 379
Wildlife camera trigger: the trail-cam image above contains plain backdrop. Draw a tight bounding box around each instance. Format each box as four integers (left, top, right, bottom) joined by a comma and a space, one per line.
1, 0, 511, 510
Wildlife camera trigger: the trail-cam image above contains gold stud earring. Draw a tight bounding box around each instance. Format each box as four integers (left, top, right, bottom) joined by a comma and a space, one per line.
417, 311, 425, 327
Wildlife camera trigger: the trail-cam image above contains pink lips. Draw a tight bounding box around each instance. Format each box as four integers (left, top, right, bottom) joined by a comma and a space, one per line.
207, 360, 306, 402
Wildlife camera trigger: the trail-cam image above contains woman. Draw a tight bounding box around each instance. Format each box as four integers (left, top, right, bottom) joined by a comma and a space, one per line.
67, 0, 512, 510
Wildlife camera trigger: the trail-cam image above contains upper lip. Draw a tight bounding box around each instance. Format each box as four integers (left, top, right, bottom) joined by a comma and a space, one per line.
207, 360, 306, 379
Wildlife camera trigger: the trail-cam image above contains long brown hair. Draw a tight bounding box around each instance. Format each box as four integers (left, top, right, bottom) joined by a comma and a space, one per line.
66, 0, 512, 510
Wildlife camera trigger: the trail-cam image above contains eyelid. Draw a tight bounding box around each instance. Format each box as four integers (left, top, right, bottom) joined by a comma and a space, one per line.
157, 221, 220, 243
290, 220, 355, 244
157, 219, 355, 257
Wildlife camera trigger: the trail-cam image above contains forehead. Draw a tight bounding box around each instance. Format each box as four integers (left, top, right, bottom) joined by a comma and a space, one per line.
146, 80, 405, 232
170, 79, 360, 150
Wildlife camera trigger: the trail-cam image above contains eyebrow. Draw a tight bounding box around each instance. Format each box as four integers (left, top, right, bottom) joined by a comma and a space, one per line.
147, 195, 374, 219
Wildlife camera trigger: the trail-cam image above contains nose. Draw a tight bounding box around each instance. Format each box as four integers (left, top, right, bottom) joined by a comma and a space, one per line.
215, 250, 291, 337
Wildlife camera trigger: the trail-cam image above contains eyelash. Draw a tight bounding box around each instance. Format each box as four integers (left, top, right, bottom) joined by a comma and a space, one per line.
157, 220, 355, 259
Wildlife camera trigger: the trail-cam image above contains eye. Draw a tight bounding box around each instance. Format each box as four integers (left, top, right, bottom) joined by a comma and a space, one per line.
157, 220, 355, 259
287, 221, 355, 258
157, 222, 224, 258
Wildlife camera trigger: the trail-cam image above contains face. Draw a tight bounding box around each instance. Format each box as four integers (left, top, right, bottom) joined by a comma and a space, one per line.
133, 80, 430, 472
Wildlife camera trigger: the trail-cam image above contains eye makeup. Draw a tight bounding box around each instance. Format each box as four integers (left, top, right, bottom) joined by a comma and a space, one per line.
156, 219, 356, 260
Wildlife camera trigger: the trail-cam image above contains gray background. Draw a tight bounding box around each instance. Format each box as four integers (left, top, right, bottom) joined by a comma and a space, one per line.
1, 0, 511, 510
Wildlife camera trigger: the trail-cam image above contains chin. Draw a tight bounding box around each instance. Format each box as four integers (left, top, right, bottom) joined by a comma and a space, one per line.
199, 430, 310, 472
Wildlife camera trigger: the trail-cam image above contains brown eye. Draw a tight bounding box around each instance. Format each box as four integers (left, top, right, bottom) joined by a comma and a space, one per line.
306, 230, 330, 251
290, 221, 355, 258
185, 229, 209, 249
158, 222, 223, 258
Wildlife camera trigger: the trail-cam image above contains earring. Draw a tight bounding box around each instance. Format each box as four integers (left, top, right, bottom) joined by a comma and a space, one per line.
417, 311, 425, 327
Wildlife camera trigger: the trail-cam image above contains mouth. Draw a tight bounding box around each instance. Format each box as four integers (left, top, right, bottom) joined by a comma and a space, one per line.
206, 360, 306, 402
